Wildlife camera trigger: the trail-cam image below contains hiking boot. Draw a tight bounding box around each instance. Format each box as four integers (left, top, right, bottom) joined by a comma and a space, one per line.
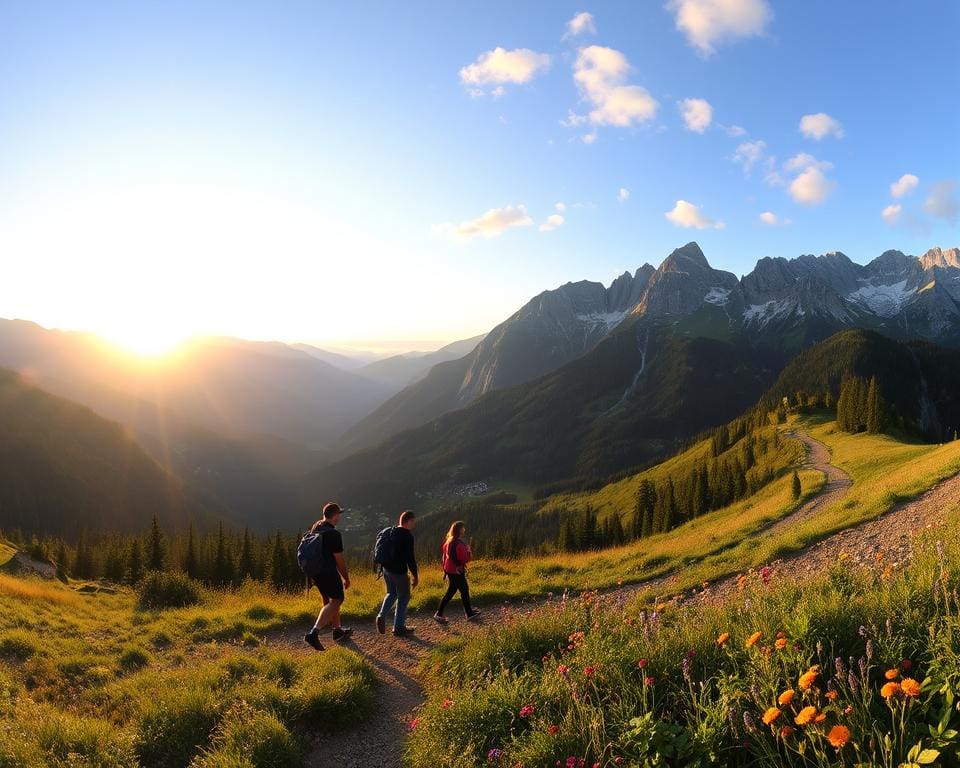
466, 609, 482, 621
303, 632, 325, 651
392, 626, 416, 637
316, 625, 333, 635
332, 626, 353, 641
433, 613, 448, 624
376, 615, 386, 634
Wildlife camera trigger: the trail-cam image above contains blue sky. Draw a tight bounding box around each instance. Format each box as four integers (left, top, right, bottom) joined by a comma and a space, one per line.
1, 1, 958, 351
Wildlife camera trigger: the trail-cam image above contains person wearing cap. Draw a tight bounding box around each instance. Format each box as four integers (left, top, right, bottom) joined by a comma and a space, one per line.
304, 502, 352, 650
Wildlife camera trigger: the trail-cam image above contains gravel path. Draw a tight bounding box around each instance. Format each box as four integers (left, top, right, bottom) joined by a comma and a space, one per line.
276, 430, 959, 768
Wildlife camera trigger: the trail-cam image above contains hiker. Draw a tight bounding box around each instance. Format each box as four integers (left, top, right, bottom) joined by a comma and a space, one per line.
300, 502, 352, 651
434, 520, 481, 623
374, 509, 419, 637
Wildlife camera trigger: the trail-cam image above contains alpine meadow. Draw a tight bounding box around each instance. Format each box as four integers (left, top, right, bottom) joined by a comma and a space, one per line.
2, 2, 959, 767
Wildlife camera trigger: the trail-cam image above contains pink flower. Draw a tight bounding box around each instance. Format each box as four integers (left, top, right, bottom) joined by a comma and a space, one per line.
583, 666, 596, 677
519, 704, 535, 718
442, 698, 453, 709
644, 675, 655, 686
547, 724, 560, 735
557, 664, 569, 677
637, 658, 649, 669
409, 718, 420, 730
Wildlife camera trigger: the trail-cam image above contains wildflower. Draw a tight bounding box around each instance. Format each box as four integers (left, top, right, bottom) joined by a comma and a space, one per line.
880, 682, 900, 699
762, 707, 781, 725
775, 637, 788, 650
825, 690, 838, 702
827, 725, 850, 748
835, 657, 846, 676
488, 748, 502, 761
779, 726, 796, 739
900, 659, 913, 671
884, 669, 899, 680
799, 666, 820, 690
843, 705, 853, 715
644, 675, 655, 686
686, 648, 697, 659
743, 711, 757, 733
557, 664, 569, 677
866, 639, 875, 661
746, 631, 762, 648
901, 678, 921, 698
795, 706, 817, 726
848, 671, 860, 696
409, 718, 420, 730
519, 705, 535, 718
442, 698, 453, 709
778, 689, 796, 706
547, 725, 560, 735
760, 566, 772, 585
815, 713, 827, 723
637, 658, 648, 669
583, 666, 596, 677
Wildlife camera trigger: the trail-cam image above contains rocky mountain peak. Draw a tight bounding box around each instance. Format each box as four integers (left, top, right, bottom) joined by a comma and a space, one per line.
921, 247, 960, 271
659, 241, 709, 273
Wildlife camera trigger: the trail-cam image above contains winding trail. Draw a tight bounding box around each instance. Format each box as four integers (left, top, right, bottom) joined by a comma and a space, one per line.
275, 430, 960, 768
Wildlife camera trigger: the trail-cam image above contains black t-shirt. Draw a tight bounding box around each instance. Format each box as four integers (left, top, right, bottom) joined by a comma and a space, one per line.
384, 526, 418, 578
317, 522, 343, 560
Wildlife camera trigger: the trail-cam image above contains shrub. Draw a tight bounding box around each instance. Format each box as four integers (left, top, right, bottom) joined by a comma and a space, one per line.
137, 571, 203, 610
0, 629, 38, 660
118, 644, 151, 672
190, 703, 301, 768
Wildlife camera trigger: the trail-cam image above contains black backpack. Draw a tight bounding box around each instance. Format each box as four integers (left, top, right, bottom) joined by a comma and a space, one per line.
373, 527, 397, 570
297, 529, 335, 577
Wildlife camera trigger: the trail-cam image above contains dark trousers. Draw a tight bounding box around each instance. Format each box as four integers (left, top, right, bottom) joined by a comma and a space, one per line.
437, 572, 472, 616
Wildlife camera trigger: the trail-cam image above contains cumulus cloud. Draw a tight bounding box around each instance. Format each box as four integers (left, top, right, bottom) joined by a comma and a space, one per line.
924, 180, 959, 224
554, 201, 567, 212
581, 131, 598, 144
573, 45, 659, 128
881, 204, 902, 225
758, 211, 782, 225
724, 124, 747, 137
564, 11, 596, 38
666, 0, 772, 56
618, 187, 630, 202
732, 139, 767, 174
436, 204, 533, 239
459, 48, 551, 96
890, 173, 919, 199
799, 112, 845, 140
539, 213, 565, 232
679, 98, 713, 133
664, 199, 724, 229
784, 154, 835, 205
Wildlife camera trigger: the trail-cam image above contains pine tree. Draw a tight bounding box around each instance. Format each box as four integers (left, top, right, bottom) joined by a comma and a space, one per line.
128, 539, 144, 584
238, 527, 255, 581
148, 515, 165, 572
184, 523, 200, 579
791, 469, 801, 500
610, 513, 625, 546
866, 376, 882, 434
212, 522, 232, 587
635, 480, 656, 538
270, 532, 287, 590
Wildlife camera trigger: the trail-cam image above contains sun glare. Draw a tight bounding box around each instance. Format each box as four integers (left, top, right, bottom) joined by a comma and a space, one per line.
101, 325, 186, 358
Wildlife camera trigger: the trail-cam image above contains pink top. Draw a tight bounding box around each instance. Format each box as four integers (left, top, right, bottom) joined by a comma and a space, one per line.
441, 539, 472, 575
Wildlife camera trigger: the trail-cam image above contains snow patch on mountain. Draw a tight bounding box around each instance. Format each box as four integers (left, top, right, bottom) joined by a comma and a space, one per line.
743, 300, 793, 324
703, 287, 732, 305
576, 311, 628, 330
847, 280, 915, 317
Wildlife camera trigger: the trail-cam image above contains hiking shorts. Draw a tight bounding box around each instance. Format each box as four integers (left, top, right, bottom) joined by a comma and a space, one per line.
312, 572, 344, 601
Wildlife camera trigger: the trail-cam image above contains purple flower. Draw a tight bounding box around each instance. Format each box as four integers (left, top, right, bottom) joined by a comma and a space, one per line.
487, 748, 502, 761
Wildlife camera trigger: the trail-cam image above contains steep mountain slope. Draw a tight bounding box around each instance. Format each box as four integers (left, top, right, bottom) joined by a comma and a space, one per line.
0, 367, 220, 537
340, 243, 959, 455
762, 329, 960, 439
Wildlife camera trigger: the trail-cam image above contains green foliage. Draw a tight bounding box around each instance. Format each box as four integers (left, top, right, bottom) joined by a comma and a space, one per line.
0, 629, 38, 660
136, 571, 203, 610
190, 703, 301, 768
118, 643, 152, 673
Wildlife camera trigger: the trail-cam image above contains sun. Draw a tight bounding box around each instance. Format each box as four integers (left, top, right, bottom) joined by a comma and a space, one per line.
100, 324, 187, 359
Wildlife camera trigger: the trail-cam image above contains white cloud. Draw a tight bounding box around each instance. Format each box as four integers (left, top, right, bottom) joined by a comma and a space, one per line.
459, 48, 551, 96
799, 112, 844, 140
666, 0, 772, 56
618, 187, 630, 202
881, 204, 902, 225
581, 131, 597, 144
664, 199, 723, 229
573, 45, 659, 128
732, 139, 767, 174
758, 211, 778, 225
890, 173, 919, 199
560, 109, 588, 127
436, 204, 533, 239
554, 201, 567, 212
724, 124, 747, 137
564, 11, 596, 38
539, 213, 565, 232
924, 180, 959, 224
784, 154, 835, 206
679, 98, 713, 133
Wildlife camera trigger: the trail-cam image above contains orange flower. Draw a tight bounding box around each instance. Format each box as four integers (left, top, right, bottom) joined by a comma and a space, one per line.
881, 682, 900, 699
778, 689, 796, 706
815, 713, 827, 723
827, 725, 850, 748
799, 666, 820, 690
779, 725, 796, 739
900, 678, 921, 698
825, 690, 838, 702
884, 669, 899, 680
795, 706, 817, 726
745, 631, 763, 648
716, 632, 730, 646
762, 707, 782, 725
775, 638, 788, 650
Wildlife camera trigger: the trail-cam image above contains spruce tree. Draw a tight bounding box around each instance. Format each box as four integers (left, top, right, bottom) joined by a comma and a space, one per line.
866, 376, 882, 434
791, 469, 801, 500
270, 532, 287, 590
212, 522, 232, 587
238, 527, 255, 581
72, 533, 88, 579
128, 539, 144, 584
148, 515, 165, 572
184, 523, 200, 580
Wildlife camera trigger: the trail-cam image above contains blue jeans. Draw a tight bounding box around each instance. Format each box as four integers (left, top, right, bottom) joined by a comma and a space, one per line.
378, 570, 410, 631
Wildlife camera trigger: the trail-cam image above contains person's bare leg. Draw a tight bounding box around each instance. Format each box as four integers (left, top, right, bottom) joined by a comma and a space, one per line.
316, 598, 340, 631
